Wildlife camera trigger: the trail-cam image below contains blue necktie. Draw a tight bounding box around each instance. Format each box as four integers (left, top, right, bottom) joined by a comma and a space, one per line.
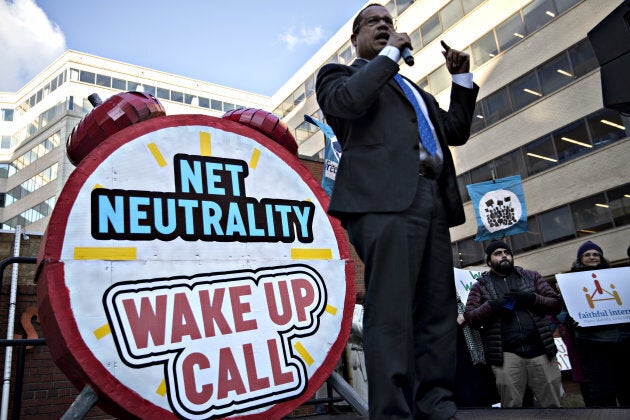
394, 74, 437, 156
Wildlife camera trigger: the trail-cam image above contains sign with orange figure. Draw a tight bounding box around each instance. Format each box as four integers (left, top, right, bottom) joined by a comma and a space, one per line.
556, 267, 630, 327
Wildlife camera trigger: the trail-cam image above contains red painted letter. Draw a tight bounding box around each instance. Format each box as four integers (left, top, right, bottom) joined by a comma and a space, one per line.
182, 352, 212, 405
171, 292, 202, 343
264, 281, 292, 325
230, 285, 257, 332
122, 295, 167, 349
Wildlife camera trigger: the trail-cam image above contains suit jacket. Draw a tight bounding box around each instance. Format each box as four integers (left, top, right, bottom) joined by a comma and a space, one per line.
316, 56, 479, 227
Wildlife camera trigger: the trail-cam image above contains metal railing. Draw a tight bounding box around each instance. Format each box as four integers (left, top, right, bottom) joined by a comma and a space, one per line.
1, 256, 38, 420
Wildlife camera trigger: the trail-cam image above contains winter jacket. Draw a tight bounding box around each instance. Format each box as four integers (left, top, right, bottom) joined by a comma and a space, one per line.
464, 266, 561, 366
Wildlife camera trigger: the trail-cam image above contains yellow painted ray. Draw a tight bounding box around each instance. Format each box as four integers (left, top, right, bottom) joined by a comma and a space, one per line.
93, 323, 111, 340
199, 131, 211, 156
74, 247, 137, 260
294, 341, 314, 366
290, 248, 333, 260
147, 142, 167, 167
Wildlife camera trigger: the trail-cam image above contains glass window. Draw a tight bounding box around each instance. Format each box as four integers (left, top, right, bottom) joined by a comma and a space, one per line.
36, 89, 43, 103
586, 109, 628, 148
171, 91, 183, 103
607, 184, 630, 227
525, 135, 557, 175
184, 94, 196, 105
471, 31, 498, 68
483, 87, 511, 125
523, 0, 556, 34
1, 108, 14, 121
50, 77, 58, 91
0, 164, 9, 178
539, 206, 574, 245
223, 103, 235, 111
339, 43, 353, 64
470, 161, 495, 184
70, 68, 79, 81
96, 74, 111, 88
457, 172, 471, 203
305, 74, 316, 97
440, 1, 463, 30
554, 0, 579, 14
1, 136, 11, 149
495, 149, 527, 179
495, 12, 525, 52
143, 85, 156, 96
293, 85, 306, 106
410, 29, 421, 52
427, 65, 450, 94
538, 53, 573, 95
127, 81, 141, 91
508, 71, 541, 111
553, 119, 591, 163
156, 87, 170, 100
211, 99, 223, 111
511, 216, 542, 253
394, 0, 413, 15
568, 40, 598, 78
462, 0, 484, 14
79, 70, 96, 84
470, 102, 485, 134
420, 14, 441, 46
198, 97, 210, 108
571, 194, 613, 236
457, 237, 485, 267
112, 78, 126, 90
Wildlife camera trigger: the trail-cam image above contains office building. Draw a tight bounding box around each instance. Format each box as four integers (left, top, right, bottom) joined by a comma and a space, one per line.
1, 0, 628, 279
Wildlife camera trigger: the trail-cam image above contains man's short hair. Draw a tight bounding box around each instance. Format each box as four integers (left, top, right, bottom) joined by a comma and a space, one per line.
352, 3, 385, 34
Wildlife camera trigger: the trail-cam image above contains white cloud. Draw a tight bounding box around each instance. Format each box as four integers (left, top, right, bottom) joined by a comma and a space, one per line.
278, 26, 325, 51
0, 0, 66, 91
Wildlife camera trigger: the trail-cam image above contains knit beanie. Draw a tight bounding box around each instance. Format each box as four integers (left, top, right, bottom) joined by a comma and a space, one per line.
485, 240, 511, 262
577, 240, 603, 259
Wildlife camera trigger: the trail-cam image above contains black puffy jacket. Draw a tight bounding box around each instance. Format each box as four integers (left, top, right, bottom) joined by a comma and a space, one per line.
464, 266, 561, 366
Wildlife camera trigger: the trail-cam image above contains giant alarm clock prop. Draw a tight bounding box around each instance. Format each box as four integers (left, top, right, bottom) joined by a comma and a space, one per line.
37, 93, 355, 419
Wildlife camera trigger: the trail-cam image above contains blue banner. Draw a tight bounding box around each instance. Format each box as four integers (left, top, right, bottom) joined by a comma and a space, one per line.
304, 115, 341, 196
466, 175, 528, 241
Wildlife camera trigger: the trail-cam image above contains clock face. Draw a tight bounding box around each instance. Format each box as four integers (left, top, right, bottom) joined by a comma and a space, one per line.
38, 115, 354, 419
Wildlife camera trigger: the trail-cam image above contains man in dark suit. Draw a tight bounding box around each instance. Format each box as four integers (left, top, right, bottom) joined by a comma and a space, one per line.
315, 4, 479, 419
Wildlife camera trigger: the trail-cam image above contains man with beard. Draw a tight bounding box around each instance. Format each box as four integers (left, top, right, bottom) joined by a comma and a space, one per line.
464, 240, 562, 408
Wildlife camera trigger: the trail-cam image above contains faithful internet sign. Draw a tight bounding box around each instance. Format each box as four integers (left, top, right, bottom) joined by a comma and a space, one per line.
556, 267, 630, 327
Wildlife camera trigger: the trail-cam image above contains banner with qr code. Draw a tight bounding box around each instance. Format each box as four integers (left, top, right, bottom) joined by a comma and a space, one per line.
466, 175, 528, 241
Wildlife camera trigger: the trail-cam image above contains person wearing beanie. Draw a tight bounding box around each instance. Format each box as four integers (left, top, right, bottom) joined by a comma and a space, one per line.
463, 240, 562, 408
563, 240, 630, 407
571, 240, 609, 271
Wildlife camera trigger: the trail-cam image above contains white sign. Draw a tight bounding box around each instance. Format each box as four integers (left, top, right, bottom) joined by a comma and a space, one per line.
454, 267, 482, 304
555, 267, 630, 327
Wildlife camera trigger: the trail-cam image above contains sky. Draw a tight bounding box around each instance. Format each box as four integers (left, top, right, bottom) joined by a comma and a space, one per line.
0, 0, 368, 96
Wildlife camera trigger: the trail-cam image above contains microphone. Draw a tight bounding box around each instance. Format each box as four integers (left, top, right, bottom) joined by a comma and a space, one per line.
402, 47, 414, 66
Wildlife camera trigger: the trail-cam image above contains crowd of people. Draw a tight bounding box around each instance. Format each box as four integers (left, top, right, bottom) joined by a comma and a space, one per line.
456, 239, 630, 409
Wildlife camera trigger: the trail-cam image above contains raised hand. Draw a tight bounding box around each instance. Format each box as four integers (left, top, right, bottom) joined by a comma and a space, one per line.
441, 40, 470, 74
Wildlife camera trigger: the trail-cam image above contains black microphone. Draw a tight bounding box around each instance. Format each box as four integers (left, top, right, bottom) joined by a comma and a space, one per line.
402, 47, 414, 66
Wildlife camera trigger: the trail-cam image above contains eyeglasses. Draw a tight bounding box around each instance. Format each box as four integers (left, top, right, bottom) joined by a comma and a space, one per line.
582, 252, 601, 258
354, 16, 396, 33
